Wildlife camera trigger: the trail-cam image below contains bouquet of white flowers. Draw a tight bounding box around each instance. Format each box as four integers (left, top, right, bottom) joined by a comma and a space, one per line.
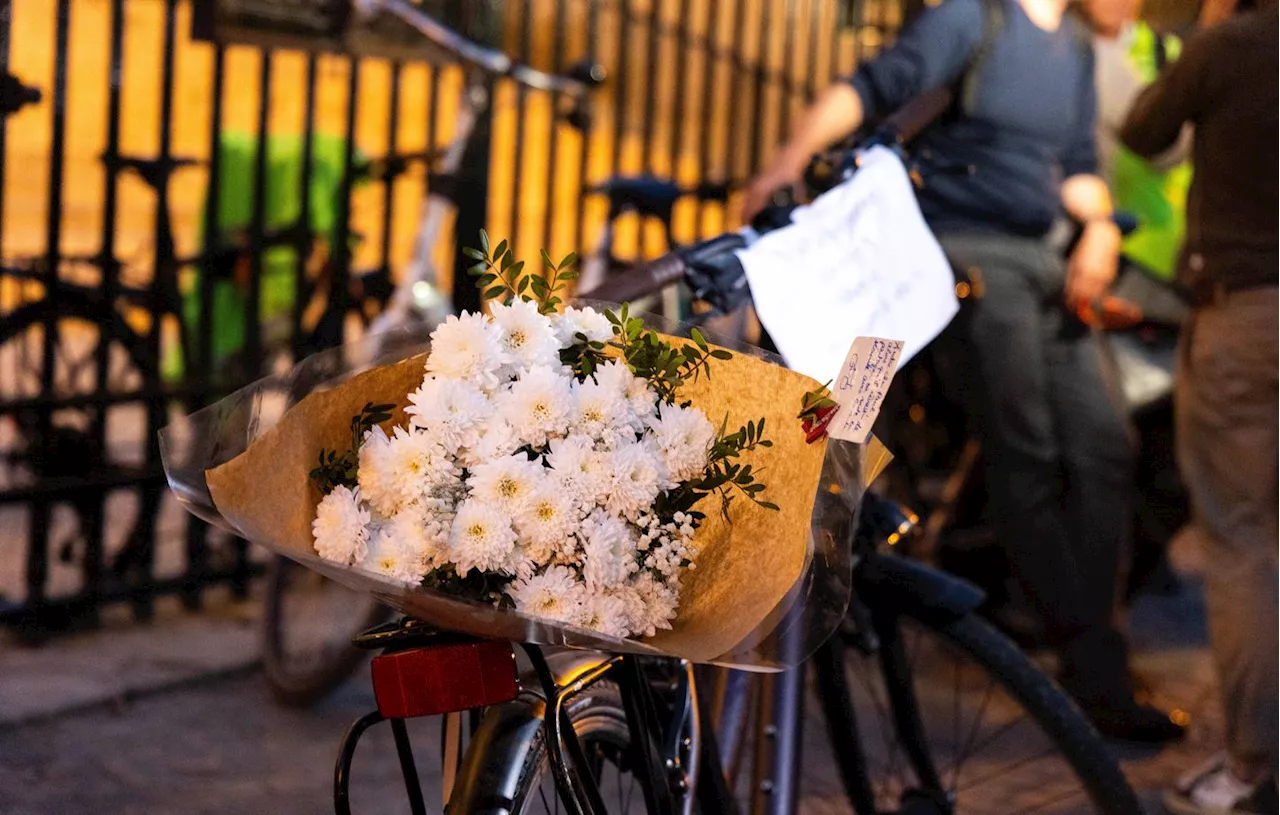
168, 236, 871, 666
306, 237, 777, 640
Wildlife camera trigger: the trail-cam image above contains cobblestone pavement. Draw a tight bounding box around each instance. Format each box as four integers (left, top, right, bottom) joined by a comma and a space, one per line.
0, 536, 1225, 815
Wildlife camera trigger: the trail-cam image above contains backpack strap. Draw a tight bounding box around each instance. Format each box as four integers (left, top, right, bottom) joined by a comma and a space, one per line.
959, 0, 1006, 116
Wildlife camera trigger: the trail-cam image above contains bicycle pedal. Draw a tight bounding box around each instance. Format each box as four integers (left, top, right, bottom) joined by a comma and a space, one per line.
370, 639, 518, 719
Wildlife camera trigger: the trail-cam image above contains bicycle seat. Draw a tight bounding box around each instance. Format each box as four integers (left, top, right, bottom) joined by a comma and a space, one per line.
593, 175, 683, 220
104, 152, 201, 189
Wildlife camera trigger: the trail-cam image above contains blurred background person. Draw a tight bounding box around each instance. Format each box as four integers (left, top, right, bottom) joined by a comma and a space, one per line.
1084, 0, 1191, 284
742, 0, 1184, 742
1122, 0, 1278, 811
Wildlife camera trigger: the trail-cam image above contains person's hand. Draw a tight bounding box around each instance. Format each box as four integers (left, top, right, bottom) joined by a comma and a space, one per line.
1064, 220, 1122, 314
740, 163, 802, 225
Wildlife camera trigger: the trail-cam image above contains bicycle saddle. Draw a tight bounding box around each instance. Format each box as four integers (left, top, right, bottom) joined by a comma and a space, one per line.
594, 175, 684, 220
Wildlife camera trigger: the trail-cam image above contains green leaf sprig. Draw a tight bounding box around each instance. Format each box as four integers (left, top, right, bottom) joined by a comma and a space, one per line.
308, 401, 395, 493
463, 230, 578, 316
604, 304, 732, 404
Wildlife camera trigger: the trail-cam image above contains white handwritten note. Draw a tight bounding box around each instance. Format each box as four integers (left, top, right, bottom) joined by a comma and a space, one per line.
736, 146, 958, 384
828, 336, 904, 444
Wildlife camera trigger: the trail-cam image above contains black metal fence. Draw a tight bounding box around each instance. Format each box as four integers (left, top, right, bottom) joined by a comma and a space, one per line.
0, 0, 904, 640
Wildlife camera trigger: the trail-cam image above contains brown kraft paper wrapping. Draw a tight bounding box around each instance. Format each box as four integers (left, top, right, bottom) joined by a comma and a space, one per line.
206, 339, 829, 663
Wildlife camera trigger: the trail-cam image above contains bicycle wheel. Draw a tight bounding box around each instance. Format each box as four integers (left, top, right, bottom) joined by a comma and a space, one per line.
815, 609, 1140, 815
455, 680, 651, 814
261, 556, 392, 707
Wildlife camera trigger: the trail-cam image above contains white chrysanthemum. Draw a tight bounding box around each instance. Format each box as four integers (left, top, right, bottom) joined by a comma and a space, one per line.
553, 306, 614, 346
467, 453, 544, 515
312, 485, 372, 566
646, 404, 716, 482
424, 311, 510, 390
361, 526, 430, 586
571, 376, 631, 442
632, 572, 680, 635
356, 426, 400, 517
515, 482, 581, 564
594, 360, 658, 424
575, 589, 632, 638
545, 434, 612, 508
606, 583, 650, 638
460, 416, 520, 469
490, 299, 561, 372
604, 442, 667, 520
384, 502, 450, 572
580, 510, 639, 589
508, 565, 584, 624
448, 499, 519, 575
405, 376, 490, 454
381, 426, 458, 509
496, 366, 574, 450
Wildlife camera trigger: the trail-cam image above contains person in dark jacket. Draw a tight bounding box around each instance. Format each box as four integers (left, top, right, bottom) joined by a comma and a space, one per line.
1122, 0, 1278, 811
743, 0, 1184, 742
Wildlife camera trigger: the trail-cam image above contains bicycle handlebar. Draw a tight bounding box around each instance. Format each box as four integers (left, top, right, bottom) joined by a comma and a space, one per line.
358, 0, 603, 96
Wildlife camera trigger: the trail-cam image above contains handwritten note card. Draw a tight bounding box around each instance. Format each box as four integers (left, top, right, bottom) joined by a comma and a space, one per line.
736, 146, 958, 384
828, 336, 904, 444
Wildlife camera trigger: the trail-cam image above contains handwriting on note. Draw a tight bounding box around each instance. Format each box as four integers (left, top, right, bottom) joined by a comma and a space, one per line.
828, 337, 904, 444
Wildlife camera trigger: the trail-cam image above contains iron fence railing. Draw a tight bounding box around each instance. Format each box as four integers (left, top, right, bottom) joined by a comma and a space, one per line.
0, 0, 902, 640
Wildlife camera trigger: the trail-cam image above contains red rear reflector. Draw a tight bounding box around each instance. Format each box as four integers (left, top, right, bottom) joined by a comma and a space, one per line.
371, 640, 519, 719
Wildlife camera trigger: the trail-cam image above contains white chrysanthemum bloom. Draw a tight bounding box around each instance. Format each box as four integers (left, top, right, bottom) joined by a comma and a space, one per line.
312, 485, 372, 565
448, 499, 519, 575
460, 416, 520, 469
424, 311, 510, 391
594, 360, 658, 424
545, 434, 612, 508
581, 509, 639, 589
497, 366, 574, 450
490, 299, 561, 373
575, 589, 632, 638
467, 453, 544, 515
646, 404, 716, 482
405, 376, 490, 454
571, 376, 631, 442
382, 426, 458, 509
606, 582, 651, 637
552, 306, 613, 346
361, 526, 430, 587
604, 442, 667, 520
356, 426, 400, 517
515, 482, 581, 564
508, 565, 584, 624
384, 502, 449, 572
632, 572, 680, 635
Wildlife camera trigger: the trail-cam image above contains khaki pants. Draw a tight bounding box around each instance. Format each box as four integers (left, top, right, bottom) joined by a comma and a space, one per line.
1177, 285, 1279, 769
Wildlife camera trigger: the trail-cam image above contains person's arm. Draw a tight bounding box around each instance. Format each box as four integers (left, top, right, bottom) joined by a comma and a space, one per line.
740, 0, 983, 220
1060, 44, 1123, 311
1120, 28, 1210, 157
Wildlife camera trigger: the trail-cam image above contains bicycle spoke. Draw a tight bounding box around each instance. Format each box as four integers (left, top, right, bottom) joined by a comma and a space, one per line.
946, 673, 998, 791
954, 745, 1062, 795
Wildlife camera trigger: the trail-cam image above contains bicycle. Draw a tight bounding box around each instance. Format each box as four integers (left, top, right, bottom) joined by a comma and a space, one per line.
296, 92, 1142, 815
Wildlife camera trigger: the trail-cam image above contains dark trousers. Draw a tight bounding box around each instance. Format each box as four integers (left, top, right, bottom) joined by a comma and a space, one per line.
937, 233, 1136, 688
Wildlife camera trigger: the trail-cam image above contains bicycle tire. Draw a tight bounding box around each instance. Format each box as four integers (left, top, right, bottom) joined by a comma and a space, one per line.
817, 608, 1141, 815
453, 680, 645, 815
261, 556, 392, 708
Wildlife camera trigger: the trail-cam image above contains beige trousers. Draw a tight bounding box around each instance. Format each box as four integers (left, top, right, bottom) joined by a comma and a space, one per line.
1176, 285, 1279, 769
